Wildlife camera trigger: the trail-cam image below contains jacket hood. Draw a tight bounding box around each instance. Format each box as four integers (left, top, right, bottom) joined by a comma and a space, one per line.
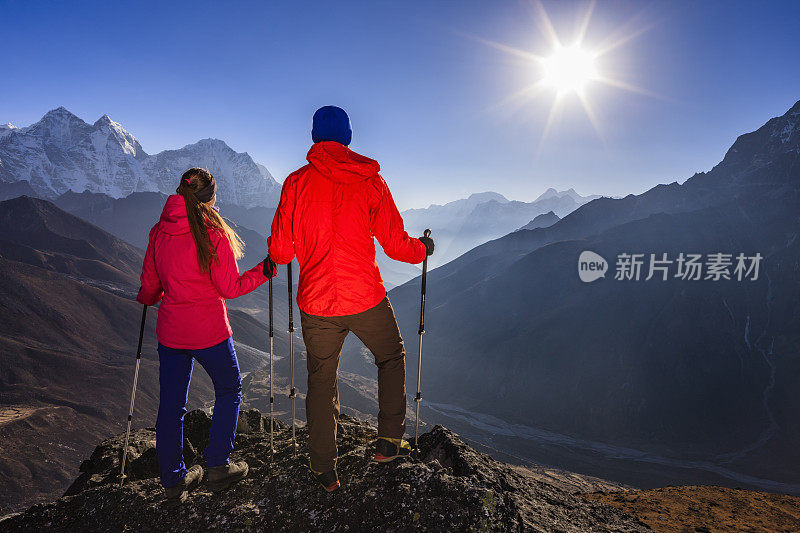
307, 141, 380, 184
158, 195, 191, 235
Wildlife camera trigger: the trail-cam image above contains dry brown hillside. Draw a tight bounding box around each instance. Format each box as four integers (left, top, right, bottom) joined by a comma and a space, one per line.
583, 485, 800, 532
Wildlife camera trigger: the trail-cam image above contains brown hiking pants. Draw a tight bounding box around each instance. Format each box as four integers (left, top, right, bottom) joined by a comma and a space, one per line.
300, 296, 406, 471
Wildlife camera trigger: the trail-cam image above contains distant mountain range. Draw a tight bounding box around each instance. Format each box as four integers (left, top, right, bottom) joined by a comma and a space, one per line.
349, 99, 800, 492
401, 189, 598, 267
0, 108, 280, 207
0, 181, 587, 289
0, 106, 602, 286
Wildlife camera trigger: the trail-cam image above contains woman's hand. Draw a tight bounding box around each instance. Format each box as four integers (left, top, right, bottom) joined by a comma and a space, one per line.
263, 255, 278, 278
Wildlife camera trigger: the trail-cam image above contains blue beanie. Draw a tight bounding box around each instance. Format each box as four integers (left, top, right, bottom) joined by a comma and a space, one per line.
312, 106, 352, 146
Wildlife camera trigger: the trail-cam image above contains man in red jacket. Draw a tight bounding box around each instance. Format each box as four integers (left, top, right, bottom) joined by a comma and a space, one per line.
267, 106, 434, 491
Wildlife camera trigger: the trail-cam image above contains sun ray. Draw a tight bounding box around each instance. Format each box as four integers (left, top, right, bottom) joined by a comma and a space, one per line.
532, 0, 562, 49
485, 82, 548, 113
456, 31, 544, 62
594, 25, 654, 58
593, 9, 658, 57
537, 93, 563, 154
577, 90, 605, 145
595, 76, 666, 100
574, 0, 596, 46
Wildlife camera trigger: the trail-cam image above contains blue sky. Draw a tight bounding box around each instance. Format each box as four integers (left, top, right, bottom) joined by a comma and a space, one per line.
1, 0, 799, 209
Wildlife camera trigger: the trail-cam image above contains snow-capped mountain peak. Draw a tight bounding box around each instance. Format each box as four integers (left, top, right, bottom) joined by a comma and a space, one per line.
0, 123, 17, 139
143, 136, 280, 207
0, 108, 280, 207
94, 114, 114, 125
42, 106, 76, 119
92, 114, 144, 158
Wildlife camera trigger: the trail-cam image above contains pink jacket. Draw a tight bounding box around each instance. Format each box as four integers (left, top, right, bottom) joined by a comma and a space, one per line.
137, 195, 268, 349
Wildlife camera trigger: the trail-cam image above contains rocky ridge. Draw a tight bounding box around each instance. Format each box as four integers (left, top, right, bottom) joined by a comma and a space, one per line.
0, 409, 648, 532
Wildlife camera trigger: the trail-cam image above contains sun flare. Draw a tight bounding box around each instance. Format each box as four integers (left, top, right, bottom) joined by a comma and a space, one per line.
540, 45, 599, 95
467, 0, 653, 149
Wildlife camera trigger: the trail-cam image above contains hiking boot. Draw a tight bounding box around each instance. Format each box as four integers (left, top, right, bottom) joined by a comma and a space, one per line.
309, 464, 340, 492
164, 465, 203, 508
206, 460, 249, 492
374, 437, 412, 463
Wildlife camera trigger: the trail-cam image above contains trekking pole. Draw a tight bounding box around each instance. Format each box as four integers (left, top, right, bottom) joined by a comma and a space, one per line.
120, 304, 148, 486
414, 229, 431, 450
268, 274, 274, 456
287, 261, 297, 455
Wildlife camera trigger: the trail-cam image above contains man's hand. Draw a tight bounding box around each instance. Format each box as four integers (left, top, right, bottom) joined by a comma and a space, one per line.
419, 235, 434, 256
263, 255, 278, 277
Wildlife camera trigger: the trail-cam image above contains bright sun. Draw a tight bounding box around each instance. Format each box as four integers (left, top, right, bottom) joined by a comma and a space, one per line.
467, 0, 652, 148
541, 45, 598, 95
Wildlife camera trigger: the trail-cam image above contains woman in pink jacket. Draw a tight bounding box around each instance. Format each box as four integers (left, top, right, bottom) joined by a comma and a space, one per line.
137, 167, 275, 506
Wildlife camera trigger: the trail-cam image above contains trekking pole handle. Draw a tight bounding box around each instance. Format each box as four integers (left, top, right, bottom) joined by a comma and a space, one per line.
135, 304, 148, 360
287, 262, 294, 332
129, 304, 147, 420
418, 229, 431, 335
268, 276, 273, 338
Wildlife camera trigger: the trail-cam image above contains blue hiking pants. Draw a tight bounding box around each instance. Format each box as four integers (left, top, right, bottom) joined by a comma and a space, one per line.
156, 337, 242, 488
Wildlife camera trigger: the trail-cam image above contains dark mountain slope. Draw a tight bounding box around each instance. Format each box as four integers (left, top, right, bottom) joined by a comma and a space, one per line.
0, 261, 276, 513
0, 181, 38, 202
0, 196, 143, 286
395, 188, 798, 491
0, 255, 164, 512
54, 190, 169, 250
370, 101, 800, 491
520, 210, 560, 230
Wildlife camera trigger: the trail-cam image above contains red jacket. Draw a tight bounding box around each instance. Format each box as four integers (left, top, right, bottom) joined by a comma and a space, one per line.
137, 195, 269, 349
268, 141, 427, 316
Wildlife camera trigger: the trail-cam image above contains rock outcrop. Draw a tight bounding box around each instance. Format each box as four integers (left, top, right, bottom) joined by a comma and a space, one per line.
1, 409, 648, 532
